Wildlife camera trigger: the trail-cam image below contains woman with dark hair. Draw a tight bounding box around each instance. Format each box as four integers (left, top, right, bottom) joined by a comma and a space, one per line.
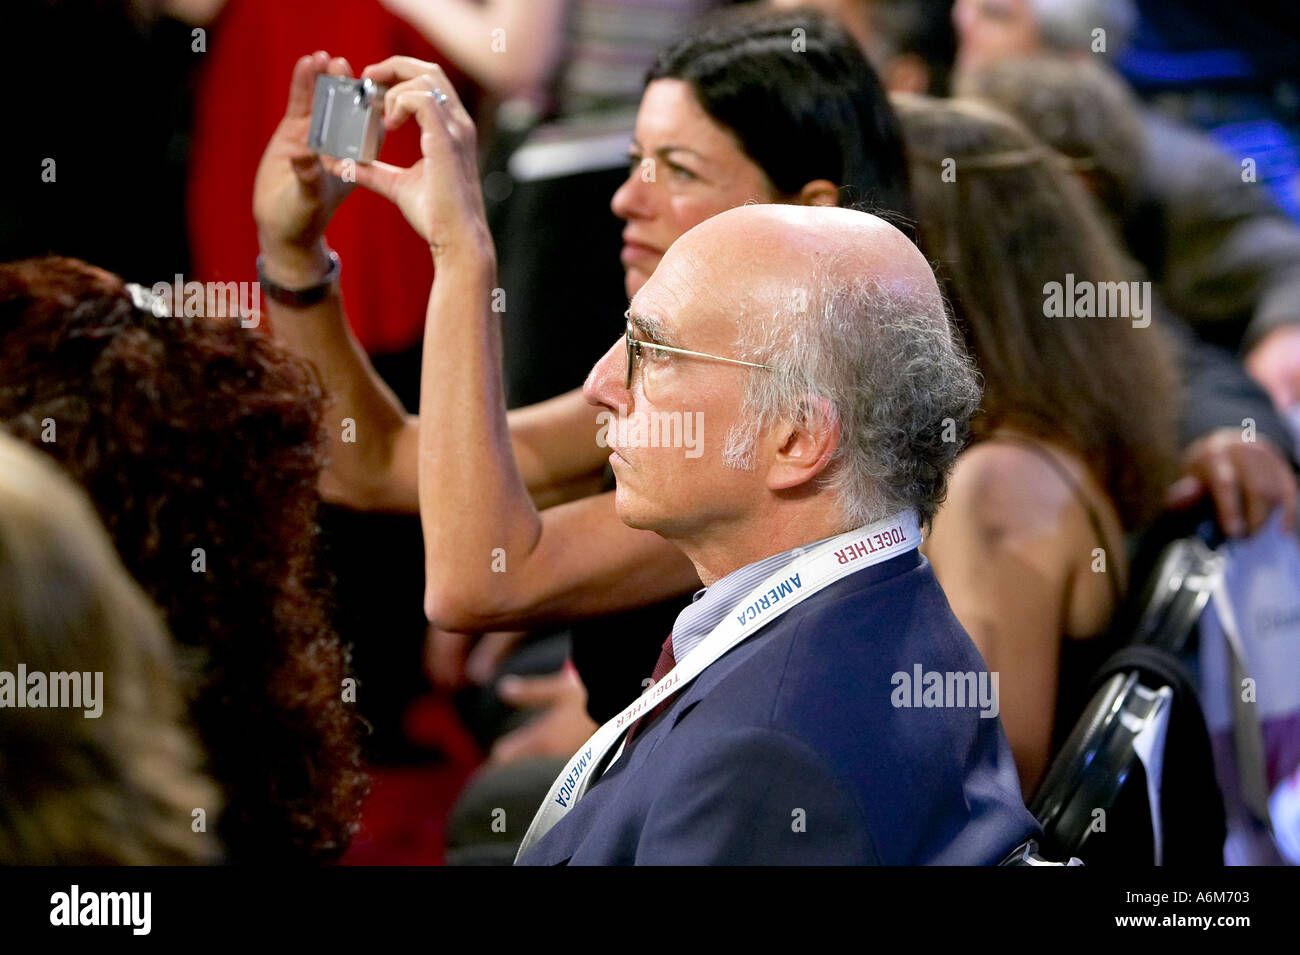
894, 94, 1182, 794
251, 9, 914, 769
0, 256, 366, 862
643, 4, 912, 224
0, 430, 221, 865
256, 9, 910, 627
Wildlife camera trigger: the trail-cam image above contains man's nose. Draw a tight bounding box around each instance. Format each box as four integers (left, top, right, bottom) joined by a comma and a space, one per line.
583, 337, 628, 409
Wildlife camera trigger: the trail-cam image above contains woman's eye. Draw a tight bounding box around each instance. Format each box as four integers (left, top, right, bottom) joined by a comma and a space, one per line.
627, 154, 643, 176
667, 162, 697, 181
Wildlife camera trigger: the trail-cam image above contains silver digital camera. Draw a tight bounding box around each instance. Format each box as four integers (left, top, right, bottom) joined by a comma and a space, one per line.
308, 75, 388, 164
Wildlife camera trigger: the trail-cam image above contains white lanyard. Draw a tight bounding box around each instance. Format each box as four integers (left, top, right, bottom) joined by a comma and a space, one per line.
515, 510, 922, 861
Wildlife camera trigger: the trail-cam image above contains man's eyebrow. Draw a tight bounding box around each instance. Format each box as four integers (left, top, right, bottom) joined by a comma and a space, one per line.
626, 310, 675, 346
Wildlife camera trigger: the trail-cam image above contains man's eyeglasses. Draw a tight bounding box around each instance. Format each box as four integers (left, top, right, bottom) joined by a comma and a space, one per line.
624, 320, 772, 390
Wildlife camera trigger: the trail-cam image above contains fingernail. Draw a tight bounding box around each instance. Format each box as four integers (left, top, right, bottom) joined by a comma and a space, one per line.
497, 676, 521, 697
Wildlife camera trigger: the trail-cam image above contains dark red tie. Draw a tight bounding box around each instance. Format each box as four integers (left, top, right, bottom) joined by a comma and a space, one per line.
625, 633, 677, 745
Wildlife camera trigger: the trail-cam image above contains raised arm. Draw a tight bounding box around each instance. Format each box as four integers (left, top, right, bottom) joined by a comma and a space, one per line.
253, 51, 419, 512
258, 261, 421, 512
335, 57, 698, 629
254, 52, 613, 514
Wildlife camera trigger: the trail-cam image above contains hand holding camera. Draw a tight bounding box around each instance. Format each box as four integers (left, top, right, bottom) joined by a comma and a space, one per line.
256, 50, 491, 288
318, 56, 491, 261
253, 50, 359, 287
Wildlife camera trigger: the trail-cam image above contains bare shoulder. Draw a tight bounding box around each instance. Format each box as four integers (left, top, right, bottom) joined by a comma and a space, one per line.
943, 439, 1083, 547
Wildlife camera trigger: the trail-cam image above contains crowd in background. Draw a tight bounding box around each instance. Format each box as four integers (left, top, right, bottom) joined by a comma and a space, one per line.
2, 0, 1299, 865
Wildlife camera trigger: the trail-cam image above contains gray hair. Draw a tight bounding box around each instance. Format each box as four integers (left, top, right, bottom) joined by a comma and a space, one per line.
960, 55, 1147, 226
1030, 0, 1137, 56
723, 262, 982, 529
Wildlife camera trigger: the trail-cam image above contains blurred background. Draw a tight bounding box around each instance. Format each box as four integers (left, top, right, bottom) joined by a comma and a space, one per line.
2, 0, 1298, 865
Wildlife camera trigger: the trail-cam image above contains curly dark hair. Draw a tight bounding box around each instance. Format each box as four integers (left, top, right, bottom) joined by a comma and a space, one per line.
0, 256, 366, 862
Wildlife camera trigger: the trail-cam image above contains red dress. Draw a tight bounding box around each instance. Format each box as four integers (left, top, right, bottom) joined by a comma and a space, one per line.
187, 0, 474, 354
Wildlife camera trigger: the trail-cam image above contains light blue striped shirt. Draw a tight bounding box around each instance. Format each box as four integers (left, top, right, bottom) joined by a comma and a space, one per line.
670, 535, 836, 663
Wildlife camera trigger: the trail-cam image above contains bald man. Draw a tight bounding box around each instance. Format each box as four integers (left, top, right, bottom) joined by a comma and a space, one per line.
515, 205, 1040, 864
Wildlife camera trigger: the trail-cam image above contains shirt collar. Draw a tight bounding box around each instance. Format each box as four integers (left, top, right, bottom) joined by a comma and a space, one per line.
670, 535, 832, 663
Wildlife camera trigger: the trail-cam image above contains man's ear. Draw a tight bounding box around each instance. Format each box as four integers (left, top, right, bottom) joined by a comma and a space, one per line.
795, 179, 839, 208
767, 394, 841, 491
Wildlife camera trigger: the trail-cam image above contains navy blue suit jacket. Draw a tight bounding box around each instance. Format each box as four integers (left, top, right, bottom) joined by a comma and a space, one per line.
518, 548, 1040, 865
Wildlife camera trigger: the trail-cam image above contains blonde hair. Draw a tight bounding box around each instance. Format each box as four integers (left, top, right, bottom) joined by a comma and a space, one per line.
0, 431, 221, 864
